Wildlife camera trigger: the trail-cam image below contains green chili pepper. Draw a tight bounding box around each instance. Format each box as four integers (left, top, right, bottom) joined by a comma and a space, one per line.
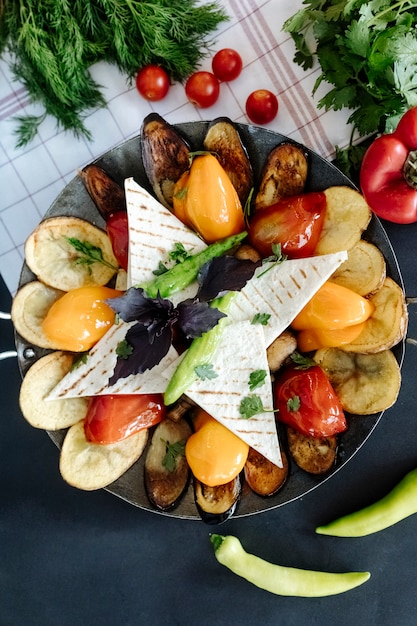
164, 292, 235, 406
140, 231, 247, 298
316, 468, 417, 537
210, 535, 370, 597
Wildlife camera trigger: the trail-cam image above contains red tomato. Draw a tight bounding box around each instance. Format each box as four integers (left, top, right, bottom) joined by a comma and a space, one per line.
84, 394, 165, 444
248, 191, 326, 258
212, 48, 243, 81
274, 365, 346, 438
185, 71, 220, 108
106, 211, 129, 271
135, 65, 170, 101
246, 89, 278, 125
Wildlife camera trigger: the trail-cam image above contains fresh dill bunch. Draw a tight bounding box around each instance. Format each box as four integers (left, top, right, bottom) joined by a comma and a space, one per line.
0, 0, 228, 147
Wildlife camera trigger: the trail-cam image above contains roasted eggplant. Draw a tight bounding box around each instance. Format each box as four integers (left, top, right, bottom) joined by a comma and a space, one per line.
144, 418, 192, 511
254, 142, 308, 211
203, 117, 253, 206
141, 113, 190, 209
286, 427, 337, 475
194, 475, 241, 524
244, 447, 289, 497
80, 164, 125, 220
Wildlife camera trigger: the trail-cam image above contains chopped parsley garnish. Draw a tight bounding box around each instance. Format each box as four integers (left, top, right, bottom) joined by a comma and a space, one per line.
248, 369, 267, 391
251, 312, 271, 326
194, 363, 218, 380
66, 237, 117, 271
162, 440, 186, 472
257, 243, 287, 277
287, 395, 301, 412
239, 395, 266, 419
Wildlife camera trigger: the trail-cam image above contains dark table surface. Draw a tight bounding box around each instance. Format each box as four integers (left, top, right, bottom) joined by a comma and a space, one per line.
1, 218, 417, 626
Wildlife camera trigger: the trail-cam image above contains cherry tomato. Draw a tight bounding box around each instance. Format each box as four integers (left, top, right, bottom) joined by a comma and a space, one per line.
246, 89, 278, 125
274, 364, 346, 438
135, 65, 170, 101
41, 286, 122, 352
248, 191, 326, 259
106, 211, 129, 271
185, 71, 220, 108
84, 394, 165, 444
212, 48, 243, 82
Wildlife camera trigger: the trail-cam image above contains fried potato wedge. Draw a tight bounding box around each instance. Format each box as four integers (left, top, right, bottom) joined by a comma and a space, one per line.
286, 427, 337, 475
25, 216, 118, 291
331, 240, 386, 296
315, 187, 371, 255
19, 351, 88, 430
145, 418, 192, 510
345, 277, 407, 353
244, 447, 288, 496
204, 118, 253, 205
254, 142, 308, 211
314, 347, 401, 415
11, 281, 65, 349
60, 420, 148, 491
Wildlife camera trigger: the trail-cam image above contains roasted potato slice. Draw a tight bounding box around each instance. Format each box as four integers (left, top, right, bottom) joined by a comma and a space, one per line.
25, 216, 118, 291
80, 164, 125, 220
331, 240, 386, 296
11, 281, 65, 349
254, 142, 308, 211
314, 347, 401, 415
203, 118, 253, 205
19, 351, 88, 430
286, 427, 337, 475
315, 187, 371, 255
244, 447, 288, 496
145, 418, 192, 511
345, 277, 407, 353
141, 113, 190, 208
60, 420, 148, 491
266, 330, 297, 372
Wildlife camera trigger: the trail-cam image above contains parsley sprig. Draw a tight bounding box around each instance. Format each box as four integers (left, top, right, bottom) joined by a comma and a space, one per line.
283, 0, 417, 169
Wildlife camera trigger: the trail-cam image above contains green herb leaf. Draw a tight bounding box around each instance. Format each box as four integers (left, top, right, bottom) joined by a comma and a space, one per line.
251, 312, 271, 326
287, 395, 301, 412
239, 395, 266, 419
152, 261, 169, 276
66, 237, 117, 271
248, 369, 267, 391
258, 243, 287, 278
116, 339, 134, 359
194, 363, 218, 380
162, 440, 186, 472
291, 351, 316, 370
169, 242, 194, 264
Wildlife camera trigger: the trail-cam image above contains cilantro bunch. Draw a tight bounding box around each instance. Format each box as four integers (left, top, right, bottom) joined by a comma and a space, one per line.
284, 0, 417, 170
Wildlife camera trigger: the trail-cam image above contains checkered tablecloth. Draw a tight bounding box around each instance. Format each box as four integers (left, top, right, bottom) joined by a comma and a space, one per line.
0, 0, 355, 296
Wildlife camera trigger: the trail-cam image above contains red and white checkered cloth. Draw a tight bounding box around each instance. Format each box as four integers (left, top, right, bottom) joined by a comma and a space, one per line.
0, 0, 354, 295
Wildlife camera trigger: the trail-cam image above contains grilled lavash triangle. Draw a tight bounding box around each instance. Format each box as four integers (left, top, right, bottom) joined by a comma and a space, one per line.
46, 320, 179, 399
228, 250, 348, 346
125, 177, 207, 290
185, 320, 282, 467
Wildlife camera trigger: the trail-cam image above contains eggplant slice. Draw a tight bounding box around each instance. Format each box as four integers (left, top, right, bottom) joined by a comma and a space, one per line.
254, 142, 308, 211
141, 113, 191, 209
80, 164, 125, 220
194, 475, 241, 524
244, 447, 289, 497
203, 117, 253, 206
144, 418, 192, 511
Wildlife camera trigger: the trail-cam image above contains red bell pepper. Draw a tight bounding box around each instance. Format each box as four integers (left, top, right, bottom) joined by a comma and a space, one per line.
360, 106, 417, 224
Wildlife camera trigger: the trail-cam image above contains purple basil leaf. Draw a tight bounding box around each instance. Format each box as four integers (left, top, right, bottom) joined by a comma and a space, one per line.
197, 256, 260, 301
177, 299, 226, 338
109, 322, 173, 383
106, 287, 173, 324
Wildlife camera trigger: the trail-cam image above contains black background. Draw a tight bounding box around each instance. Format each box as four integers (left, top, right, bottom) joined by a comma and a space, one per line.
1, 217, 417, 626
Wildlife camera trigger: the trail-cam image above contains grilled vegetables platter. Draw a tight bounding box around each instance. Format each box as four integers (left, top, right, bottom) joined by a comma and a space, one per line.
12, 115, 407, 521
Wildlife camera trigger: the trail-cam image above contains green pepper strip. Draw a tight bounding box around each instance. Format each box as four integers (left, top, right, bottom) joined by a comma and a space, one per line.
164, 292, 235, 406
211, 535, 370, 597
139, 231, 247, 298
316, 468, 417, 537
